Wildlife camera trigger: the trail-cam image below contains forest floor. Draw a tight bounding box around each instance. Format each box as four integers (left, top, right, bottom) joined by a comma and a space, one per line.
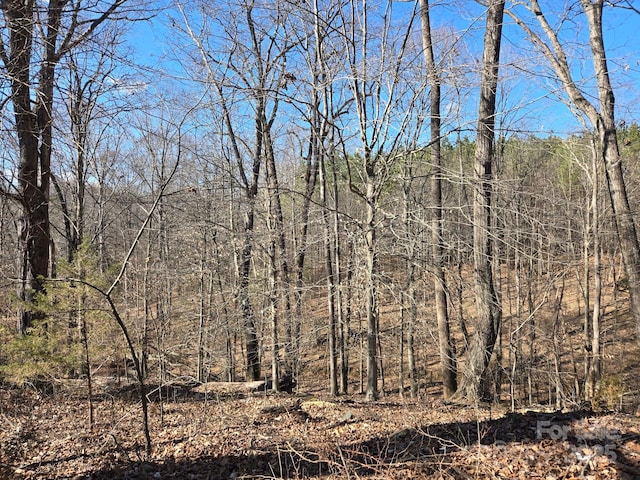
2, 382, 640, 480
2, 265, 640, 479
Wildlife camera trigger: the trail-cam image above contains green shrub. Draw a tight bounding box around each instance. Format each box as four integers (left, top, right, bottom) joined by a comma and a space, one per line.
0, 320, 82, 385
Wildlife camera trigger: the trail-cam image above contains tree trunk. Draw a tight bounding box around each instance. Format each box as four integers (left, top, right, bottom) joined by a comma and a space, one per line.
586, 136, 602, 400
268, 236, 280, 393
365, 172, 379, 401
451, 0, 505, 404
6, 0, 57, 334
584, 0, 640, 351
319, 145, 339, 395
197, 229, 208, 383
263, 122, 291, 390
510, 0, 640, 353
216, 82, 261, 381
583, 204, 592, 399
407, 284, 418, 398
292, 157, 317, 378
400, 163, 419, 398
340, 234, 354, 394
5, 0, 122, 335
420, 0, 457, 399
238, 215, 261, 381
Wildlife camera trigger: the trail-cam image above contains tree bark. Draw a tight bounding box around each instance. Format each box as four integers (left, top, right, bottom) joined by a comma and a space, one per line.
215, 81, 261, 381
582, 0, 640, 351
1, 0, 134, 334
319, 150, 339, 396
340, 225, 354, 394
509, 0, 640, 353
451, 0, 505, 404
365, 171, 379, 401
420, 0, 457, 399
586, 135, 602, 400
5, 0, 55, 333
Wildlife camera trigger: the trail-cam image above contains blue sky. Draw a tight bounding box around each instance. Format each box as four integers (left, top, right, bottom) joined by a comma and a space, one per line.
124, 0, 640, 139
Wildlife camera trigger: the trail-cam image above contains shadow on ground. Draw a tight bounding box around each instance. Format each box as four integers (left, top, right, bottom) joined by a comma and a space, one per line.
88, 408, 640, 479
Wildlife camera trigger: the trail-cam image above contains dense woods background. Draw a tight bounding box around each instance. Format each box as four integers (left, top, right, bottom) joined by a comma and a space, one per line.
2, 0, 640, 417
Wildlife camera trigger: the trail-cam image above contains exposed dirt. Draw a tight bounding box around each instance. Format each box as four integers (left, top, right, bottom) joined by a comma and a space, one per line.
2, 384, 640, 479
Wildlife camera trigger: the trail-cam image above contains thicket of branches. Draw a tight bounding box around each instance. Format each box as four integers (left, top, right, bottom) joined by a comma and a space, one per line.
1, 0, 640, 413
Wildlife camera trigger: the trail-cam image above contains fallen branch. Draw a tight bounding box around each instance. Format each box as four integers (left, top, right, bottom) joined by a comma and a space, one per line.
193, 375, 296, 395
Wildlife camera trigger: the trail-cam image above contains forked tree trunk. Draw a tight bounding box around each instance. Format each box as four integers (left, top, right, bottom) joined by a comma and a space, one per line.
3, 0, 127, 335
6, 1, 58, 334
451, 0, 505, 404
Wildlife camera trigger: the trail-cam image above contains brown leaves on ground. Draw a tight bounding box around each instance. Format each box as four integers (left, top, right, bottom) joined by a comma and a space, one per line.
1, 385, 640, 479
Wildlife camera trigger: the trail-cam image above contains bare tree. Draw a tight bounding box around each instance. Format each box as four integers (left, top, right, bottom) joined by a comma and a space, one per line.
337, 0, 422, 401
177, 0, 300, 382
508, 0, 640, 352
451, 0, 505, 404
52, 28, 130, 264
0, 0, 144, 334
419, 0, 457, 400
